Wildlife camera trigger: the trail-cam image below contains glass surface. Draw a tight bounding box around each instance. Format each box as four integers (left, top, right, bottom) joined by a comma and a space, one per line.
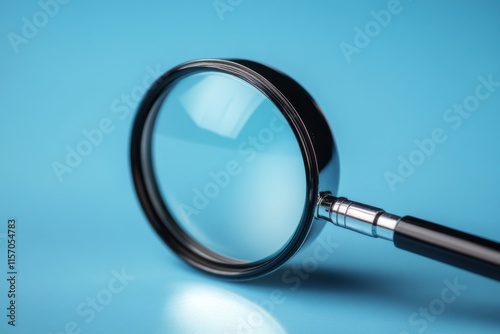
151, 71, 307, 263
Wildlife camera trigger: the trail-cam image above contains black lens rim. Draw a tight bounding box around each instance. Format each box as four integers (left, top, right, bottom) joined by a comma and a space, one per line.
130, 59, 320, 280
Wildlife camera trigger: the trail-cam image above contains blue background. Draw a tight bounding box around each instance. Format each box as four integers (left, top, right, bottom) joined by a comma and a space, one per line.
1, 0, 499, 333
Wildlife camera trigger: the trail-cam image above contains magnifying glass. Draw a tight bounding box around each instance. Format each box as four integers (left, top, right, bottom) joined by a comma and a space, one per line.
130, 59, 500, 281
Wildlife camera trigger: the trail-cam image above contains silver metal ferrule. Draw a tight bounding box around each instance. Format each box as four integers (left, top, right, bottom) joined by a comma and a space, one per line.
316, 192, 401, 241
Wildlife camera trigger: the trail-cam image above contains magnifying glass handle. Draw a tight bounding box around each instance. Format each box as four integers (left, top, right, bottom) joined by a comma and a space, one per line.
317, 193, 500, 281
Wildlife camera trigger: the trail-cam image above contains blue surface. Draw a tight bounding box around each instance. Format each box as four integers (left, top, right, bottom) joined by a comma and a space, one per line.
1, 0, 499, 333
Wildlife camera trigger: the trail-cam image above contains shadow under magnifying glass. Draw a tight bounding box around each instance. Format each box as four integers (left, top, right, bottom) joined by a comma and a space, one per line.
245, 264, 500, 327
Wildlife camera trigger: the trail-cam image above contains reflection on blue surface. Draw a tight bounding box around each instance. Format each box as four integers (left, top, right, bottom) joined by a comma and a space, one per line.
152, 71, 306, 262
164, 284, 286, 333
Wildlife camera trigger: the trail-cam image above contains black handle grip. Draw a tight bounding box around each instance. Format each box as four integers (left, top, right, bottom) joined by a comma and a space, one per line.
393, 216, 500, 281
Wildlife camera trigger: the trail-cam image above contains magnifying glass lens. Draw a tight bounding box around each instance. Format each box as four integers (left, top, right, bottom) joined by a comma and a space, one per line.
152, 70, 307, 263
